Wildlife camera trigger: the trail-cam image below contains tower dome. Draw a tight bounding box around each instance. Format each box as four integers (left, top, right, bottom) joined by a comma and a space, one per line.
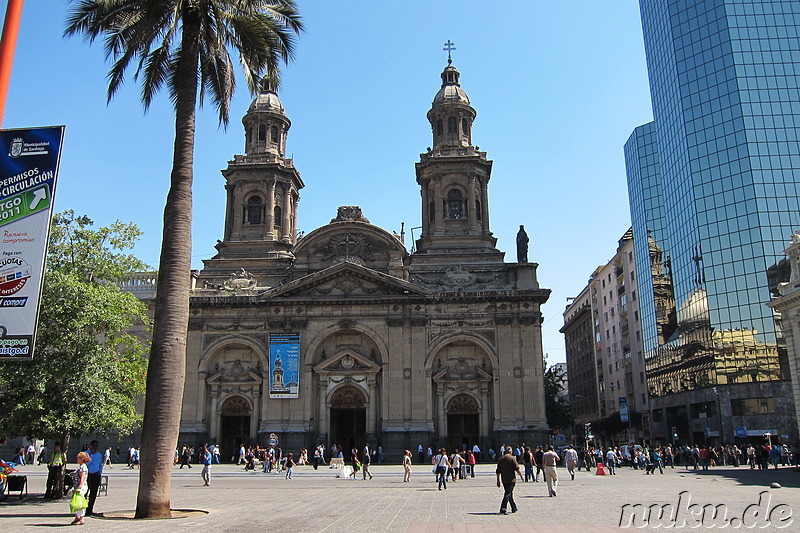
242, 78, 291, 157
248, 87, 286, 115
432, 65, 471, 106
427, 50, 476, 150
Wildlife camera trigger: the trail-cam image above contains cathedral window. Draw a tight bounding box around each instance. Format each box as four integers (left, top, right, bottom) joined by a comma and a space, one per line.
475, 199, 481, 221
429, 200, 435, 222
446, 189, 464, 219
270, 126, 279, 143
447, 117, 457, 134
436, 120, 443, 136
246, 127, 252, 145
274, 205, 282, 227
462, 118, 470, 137
258, 125, 267, 141
245, 196, 263, 225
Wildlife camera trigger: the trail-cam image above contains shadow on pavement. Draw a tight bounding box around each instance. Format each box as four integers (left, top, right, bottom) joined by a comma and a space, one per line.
0, 513, 68, 518
674, 466, 800, 488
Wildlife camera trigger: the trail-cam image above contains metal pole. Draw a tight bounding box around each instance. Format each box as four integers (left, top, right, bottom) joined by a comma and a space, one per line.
0, 0, 25, 128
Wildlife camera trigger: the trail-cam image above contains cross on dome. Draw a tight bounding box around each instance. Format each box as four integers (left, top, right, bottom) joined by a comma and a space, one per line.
443, 40, 456, 65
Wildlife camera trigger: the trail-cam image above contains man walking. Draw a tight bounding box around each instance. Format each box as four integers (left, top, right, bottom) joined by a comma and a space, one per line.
180, 446, 192, 468
542, 445, 560, 497
285, 453, 296, 479
564, 445, 578, 480
362, 447, 373, 480
522, 446, 535, 482
534, 446, 545, 482
26, 442, 36, 466
85, 440, 104, 517
496, 448, 524, 514
201, 446, 212, 486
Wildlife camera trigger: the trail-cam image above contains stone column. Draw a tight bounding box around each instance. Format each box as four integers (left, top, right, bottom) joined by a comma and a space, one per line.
318, 380, 328, 441
468, 174, 479, 234
367, 379, 377, 435
481, 180, 490, 234
250, 394, 258, 441
260, 374, 269, 423
480, 384, 490, 441
421, 184, 429, 237
434, 178, 444, 235
231, 182, 242, 239
209, 386, 219, 441
266, 179, 276, 239
224, 184, 234, 240
436, 383, 446, 444
282, 186, 292, 241
292, 195, 300, 244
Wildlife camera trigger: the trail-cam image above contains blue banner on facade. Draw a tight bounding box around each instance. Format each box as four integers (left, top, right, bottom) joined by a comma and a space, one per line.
619, 396, 629, 423
269, 333, 300, 398
0, 126, 65, 360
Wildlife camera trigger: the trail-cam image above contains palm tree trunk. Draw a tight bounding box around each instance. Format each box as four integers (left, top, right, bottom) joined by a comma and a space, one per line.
135, 11, 201, 520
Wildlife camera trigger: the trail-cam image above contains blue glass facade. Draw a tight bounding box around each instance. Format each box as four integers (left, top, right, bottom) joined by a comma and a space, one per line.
628, 0, 799, 416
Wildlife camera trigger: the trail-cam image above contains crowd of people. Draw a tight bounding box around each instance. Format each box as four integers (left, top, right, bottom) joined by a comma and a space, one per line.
2, 434, 800, 522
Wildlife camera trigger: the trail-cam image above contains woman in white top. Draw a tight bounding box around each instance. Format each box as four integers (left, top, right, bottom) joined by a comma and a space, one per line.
450, 450, 462, 482
70, 451, 90, 525
434, 448, 451, 490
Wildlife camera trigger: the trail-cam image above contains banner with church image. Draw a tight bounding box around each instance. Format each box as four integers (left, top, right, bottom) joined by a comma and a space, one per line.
269, 333, 300, 398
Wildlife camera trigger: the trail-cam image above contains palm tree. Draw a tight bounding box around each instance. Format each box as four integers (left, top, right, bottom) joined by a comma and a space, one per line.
65, 0, 302, 518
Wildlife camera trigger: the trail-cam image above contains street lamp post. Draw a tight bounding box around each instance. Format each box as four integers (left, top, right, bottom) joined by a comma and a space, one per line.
712, 387, 724, 445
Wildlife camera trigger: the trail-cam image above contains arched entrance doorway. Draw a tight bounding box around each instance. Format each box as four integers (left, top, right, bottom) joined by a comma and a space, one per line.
447, 394, 479, 453
221, 396, 251, 462
330, 386, 367, 456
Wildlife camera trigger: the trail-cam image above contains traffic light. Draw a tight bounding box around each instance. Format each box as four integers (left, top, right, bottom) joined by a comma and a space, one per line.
585, 422, 592, 439
672, 426, 678, 440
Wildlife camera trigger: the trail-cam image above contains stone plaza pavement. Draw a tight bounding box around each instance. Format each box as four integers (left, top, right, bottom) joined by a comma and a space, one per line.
0, 462, 798, 532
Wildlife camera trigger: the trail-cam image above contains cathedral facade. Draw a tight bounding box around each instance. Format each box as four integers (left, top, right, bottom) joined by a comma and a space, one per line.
176, 61, 550, 461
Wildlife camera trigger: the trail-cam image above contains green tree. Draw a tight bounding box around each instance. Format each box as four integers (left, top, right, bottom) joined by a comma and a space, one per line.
64, 0, 302, 518
0, 211, 149, 498
544, 359, 573, 432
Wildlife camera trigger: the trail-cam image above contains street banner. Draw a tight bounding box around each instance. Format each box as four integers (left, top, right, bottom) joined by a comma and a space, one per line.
619, 396, 629, 423
269, 332, 300, 398
0, 126, 65, 360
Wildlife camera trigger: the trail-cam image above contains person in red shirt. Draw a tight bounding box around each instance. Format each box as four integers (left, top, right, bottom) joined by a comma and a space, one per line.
699, 446, 709, 470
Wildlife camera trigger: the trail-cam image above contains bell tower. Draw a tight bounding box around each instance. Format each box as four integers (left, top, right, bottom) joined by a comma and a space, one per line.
218, 79, 304, 254
197, 80, 304, 287
414, 46, 500, 261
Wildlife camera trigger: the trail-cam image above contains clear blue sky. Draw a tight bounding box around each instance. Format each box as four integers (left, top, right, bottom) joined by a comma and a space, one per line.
2, 1, 654, 364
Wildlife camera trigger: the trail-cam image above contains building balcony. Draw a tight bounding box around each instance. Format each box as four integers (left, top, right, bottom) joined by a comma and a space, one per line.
119, 272, 158, 299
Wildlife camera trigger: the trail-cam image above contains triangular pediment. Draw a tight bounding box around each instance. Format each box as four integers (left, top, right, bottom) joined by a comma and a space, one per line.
263, 261, 431, 299
314, 348, 381, 375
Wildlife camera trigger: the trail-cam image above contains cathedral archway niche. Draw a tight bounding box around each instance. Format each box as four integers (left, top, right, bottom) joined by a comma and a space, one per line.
310, 328, 384, 450
202, 337, 265, 459
329, 385, 367, 455
219, 395, 252, 463
429, 337, 494, 451
446, 393, 480, 452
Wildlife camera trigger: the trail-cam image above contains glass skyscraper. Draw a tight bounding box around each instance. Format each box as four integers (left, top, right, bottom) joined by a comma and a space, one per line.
626, 0, 799, 444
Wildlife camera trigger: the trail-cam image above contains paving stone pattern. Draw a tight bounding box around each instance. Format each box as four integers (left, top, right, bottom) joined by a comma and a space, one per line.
0, 462, 798, 532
